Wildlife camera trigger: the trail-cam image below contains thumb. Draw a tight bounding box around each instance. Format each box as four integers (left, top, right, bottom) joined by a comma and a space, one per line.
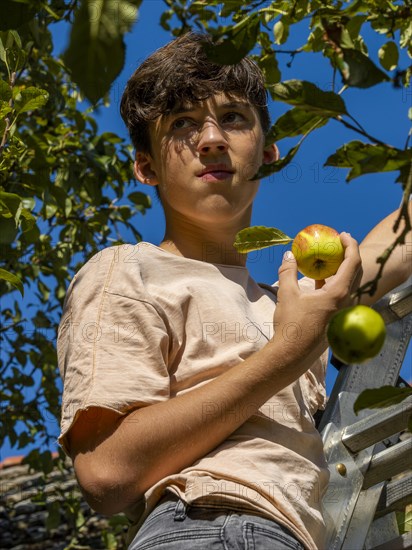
277, 250, 299, 294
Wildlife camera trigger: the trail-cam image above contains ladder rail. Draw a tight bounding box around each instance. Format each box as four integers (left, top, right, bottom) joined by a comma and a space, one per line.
320, 278, 412, 550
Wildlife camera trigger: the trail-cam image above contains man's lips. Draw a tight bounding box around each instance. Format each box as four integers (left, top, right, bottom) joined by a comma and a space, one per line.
196, 164, 234, 179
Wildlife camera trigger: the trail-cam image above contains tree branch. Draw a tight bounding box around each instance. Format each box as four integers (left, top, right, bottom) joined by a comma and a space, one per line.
335, 114, 387, 147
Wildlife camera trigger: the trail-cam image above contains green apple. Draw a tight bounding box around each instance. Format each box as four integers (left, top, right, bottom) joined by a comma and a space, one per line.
291, 224, 344, 280
327, 304, 386, 364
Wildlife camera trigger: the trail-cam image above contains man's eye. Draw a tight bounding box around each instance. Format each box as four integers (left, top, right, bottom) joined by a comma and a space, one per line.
171, 118, 193, 130
222, 112, 244, 124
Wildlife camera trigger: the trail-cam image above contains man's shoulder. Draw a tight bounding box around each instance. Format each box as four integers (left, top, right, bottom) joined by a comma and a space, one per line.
83, 241, 150, 267
65, 242, 165, 300
75, 242, 164, 277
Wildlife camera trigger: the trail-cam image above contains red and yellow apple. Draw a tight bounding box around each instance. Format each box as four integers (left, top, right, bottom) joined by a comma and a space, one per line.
327, 304, 386, 364
291, 224, 344, 280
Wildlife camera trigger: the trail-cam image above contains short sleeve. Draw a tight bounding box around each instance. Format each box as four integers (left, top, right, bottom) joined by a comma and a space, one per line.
57, 247, 171, 454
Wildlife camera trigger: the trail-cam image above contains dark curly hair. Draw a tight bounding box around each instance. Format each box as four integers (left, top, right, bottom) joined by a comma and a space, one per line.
120, 32, 271, 155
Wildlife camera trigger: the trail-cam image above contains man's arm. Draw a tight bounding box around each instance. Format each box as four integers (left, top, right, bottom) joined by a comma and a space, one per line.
359, 202, 412, 306
68, 234, 361, 517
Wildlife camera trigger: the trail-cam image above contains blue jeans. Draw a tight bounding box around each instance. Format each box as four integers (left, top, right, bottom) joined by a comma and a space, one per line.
128, 492, 305, 549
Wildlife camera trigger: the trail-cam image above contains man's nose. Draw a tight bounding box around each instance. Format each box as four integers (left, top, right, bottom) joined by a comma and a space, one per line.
197, 122, 229, 155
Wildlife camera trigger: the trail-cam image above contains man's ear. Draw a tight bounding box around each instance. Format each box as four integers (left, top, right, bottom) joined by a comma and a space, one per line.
134, 152, 159, 186
262, 143, 279, 165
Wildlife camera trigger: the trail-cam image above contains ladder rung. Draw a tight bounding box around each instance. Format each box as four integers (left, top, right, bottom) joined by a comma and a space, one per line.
363, 438, 412, 490
376, 285, 412, 324
376, 472, 412, 516
370, 532, 412, 550
342, 396, 412, 453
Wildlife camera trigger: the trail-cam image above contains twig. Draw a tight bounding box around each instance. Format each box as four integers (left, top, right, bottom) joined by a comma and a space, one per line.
335, 114, 387, 147
405, 127, 412, 150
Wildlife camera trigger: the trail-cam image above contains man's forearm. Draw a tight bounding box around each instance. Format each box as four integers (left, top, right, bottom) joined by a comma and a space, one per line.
73, 335, 326, 516
359, 202, 412, 305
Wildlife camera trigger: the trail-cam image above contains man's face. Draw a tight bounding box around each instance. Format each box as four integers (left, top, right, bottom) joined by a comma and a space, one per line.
136, 93, 275, 227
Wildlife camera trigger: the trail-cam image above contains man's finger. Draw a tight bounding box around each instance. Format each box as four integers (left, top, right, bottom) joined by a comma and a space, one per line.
328, 232, 362, 291
277, 250, 299, 299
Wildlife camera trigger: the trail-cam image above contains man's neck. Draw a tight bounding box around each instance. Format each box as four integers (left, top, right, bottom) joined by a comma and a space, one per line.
160, 213, 251, 267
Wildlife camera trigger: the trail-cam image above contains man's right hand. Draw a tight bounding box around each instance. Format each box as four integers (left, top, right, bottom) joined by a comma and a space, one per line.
271, 232, 363, 368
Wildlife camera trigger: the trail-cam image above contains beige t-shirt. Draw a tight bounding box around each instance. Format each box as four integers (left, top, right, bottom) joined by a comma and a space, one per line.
57, 242, 330, 550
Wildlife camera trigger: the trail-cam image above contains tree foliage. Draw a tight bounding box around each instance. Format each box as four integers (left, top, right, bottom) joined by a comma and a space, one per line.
0, 0, 147, 546
1, 0, 411, 546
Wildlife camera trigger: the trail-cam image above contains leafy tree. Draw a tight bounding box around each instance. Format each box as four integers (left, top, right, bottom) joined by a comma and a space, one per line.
1, 0, 411, 546
0, 0, 147, 546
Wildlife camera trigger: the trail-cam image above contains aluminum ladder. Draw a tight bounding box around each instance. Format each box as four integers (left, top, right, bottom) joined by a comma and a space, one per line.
319, 278, 412, 550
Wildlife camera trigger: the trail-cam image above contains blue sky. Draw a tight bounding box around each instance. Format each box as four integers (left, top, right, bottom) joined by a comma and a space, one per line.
1, 0, 411, 460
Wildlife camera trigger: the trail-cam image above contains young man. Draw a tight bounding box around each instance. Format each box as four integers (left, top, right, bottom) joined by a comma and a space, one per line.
57, 33, 411, 550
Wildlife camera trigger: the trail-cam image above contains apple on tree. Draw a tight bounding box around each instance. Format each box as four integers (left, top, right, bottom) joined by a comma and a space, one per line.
291, 224, 344, 280
327, 304, 387, 364
233, 223, 387, 364
233, 223, 344, 280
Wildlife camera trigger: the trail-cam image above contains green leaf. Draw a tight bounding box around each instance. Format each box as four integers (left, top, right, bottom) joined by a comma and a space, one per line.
202, 16, 260, 65
39, 450, 54, 474
21, 196, 35, 210
33, 310, 52, 328
269, 80, 348, 116
0, 78, 12, 101
346, 14, 367, 42
354, 386, 412, 415
0, 36, 6, 62
0, 217, 18, 243
75, 508, 86, 529
219, 0, 244, 18
20, 222, 40, 243
340, 48, 390, 88
19, 208, 36, 232
378, 41, 399, 72
303, 26, 326, 53
0, 267, 23, 295
0, 99, 12, 119
128, 191, 151, 210
266, 107, 329, 142
0, 190, 22, 218
37, 280, 50, 302
102, 531, 118, 550
322, 20, 355, 49
273, 20, 284, 45
14, 86, 49, 114
0, 1, 37, 30
63, 0, 140, 104
325, 141, 412, 181
42, 189, 59, 219
260, 52, 280, 87
253, 143, 301, 180
46, 500, 61, 531
1, 30, 27, 71
234, 225, 292, 253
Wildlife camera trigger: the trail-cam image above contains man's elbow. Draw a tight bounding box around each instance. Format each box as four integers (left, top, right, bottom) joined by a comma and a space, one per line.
73, 455, 143, 516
